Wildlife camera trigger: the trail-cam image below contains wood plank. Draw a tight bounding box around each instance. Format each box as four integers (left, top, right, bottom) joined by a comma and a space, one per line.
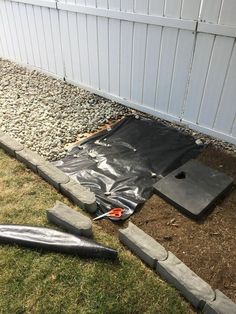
11, 2, 27, 63
67, 11, 81, 82
86, 0, 96, 7
181, 0, 201, 20
59, 10, 73, 78
76, 0, 85, 4
142, 25, 162, 108
0, 32, 3, 58
120, 0, 133, 12
134, 0, 148, 14
164, 0, 182, 18
131, 0, 148, 103
25, 4, 41, 68
149, 0, 164, 16
97, 0, 109, 91
183, 33, 215, 123
11, 0, 56, 8
19, 3, 35, 65
108, 0, 120, 10
168, 30, 195, 118
5, 1, 21, 61
232, 119, 236, 137
86, 8, 99, 88
41, 7, 57, 73
0, 2, 9, 57
97, 0, 108, 8
120, 20, 133, 99
155, 27, 178, 112
76, 12, 90, 85
119, 0, 133, 98
219, 0, 236, 27
198, 36, 234, 128
33, 6, 48, 70
108, 0, 120, 95
198, 22, 236, 38
200, 0, 222, 23
214, 43, 236, 134
50, 9, 64, 77
57, 2, 197, 31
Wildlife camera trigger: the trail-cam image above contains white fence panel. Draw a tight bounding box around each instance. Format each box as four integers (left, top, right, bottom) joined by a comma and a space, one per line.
0, 0, 236, 144
108, 0, 120, 96
182, 0, 236, 144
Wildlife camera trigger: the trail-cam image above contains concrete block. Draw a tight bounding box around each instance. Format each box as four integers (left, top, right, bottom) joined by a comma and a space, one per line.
37, 162, 70, 190
47, 201, 92, 237
16, 148, 45, 172
60, 179, 97, 213
119, 222, 168, 268
156, 251, 215, 309
0, 133, 24, 157
153, 160, 233, 219
203, 289, 236, 314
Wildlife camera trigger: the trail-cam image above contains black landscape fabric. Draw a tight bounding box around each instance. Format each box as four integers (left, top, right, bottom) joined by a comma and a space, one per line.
55, 116, 201, 219
0, 225, 117, 259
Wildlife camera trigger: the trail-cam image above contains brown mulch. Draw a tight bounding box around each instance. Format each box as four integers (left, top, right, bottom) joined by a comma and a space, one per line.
98, 145, 236, 303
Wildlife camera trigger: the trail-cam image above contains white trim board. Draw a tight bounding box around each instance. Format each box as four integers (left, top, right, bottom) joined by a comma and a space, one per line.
10, 0, 56, 8
57, 3, 197, 31
198, 22, 236, 38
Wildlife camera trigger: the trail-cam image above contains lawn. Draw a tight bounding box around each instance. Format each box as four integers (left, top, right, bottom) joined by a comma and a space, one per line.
0, 149, 192, 314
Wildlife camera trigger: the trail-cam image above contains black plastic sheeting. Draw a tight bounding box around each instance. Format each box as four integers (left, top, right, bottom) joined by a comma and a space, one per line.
55, 116, 201, 219
0, 225, 117, 259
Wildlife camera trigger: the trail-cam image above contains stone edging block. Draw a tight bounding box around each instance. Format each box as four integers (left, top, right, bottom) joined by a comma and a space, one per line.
203, 289, 236, 314
118, 222, 168, 268
118, 222, 236, 311
47, 201, 92, 237
60, 179, 97, 213
0, 131, 98, 214
0, 133, 24, 157
37, 162, 70, 190
16, 147, 46, 172
156, 251, 215, 309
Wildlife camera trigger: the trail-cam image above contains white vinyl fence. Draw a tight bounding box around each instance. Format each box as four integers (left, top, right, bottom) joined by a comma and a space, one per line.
0, 0, 236, 144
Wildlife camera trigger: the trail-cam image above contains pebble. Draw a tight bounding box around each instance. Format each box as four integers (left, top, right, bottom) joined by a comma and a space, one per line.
195, 139, 204, 146
0, 59, 130, 161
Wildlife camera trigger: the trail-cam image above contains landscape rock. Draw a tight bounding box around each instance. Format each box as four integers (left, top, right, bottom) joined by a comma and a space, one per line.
47, 201, 92, 237
119, 222, 168, 268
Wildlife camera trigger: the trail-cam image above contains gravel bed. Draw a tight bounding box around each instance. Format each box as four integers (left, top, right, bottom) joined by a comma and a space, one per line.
0, 58, 235, 161
0, 59, 130, 160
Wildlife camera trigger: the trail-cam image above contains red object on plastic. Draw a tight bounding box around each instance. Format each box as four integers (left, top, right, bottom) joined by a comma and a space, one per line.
93, 208, 124, 221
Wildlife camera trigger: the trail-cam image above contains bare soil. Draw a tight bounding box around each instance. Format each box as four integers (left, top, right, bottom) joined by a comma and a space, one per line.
99, 145, 236, 303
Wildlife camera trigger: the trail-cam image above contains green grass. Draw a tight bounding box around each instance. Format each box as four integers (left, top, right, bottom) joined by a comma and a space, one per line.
0, 149, 192, 314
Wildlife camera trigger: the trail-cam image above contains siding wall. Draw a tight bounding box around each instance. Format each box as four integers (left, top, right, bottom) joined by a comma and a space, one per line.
0, 0, 236, 144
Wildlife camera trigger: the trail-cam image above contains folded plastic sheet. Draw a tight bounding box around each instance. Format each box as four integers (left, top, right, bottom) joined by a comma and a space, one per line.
55, 116, 201, 219
0, 225, 117, 260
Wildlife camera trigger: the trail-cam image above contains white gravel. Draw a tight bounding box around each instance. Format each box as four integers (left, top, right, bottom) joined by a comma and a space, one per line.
0, 59, 235, 161
0, 59, 130, 160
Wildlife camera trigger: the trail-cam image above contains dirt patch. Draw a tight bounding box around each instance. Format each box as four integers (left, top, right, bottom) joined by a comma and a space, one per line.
98, 145, 236, 302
